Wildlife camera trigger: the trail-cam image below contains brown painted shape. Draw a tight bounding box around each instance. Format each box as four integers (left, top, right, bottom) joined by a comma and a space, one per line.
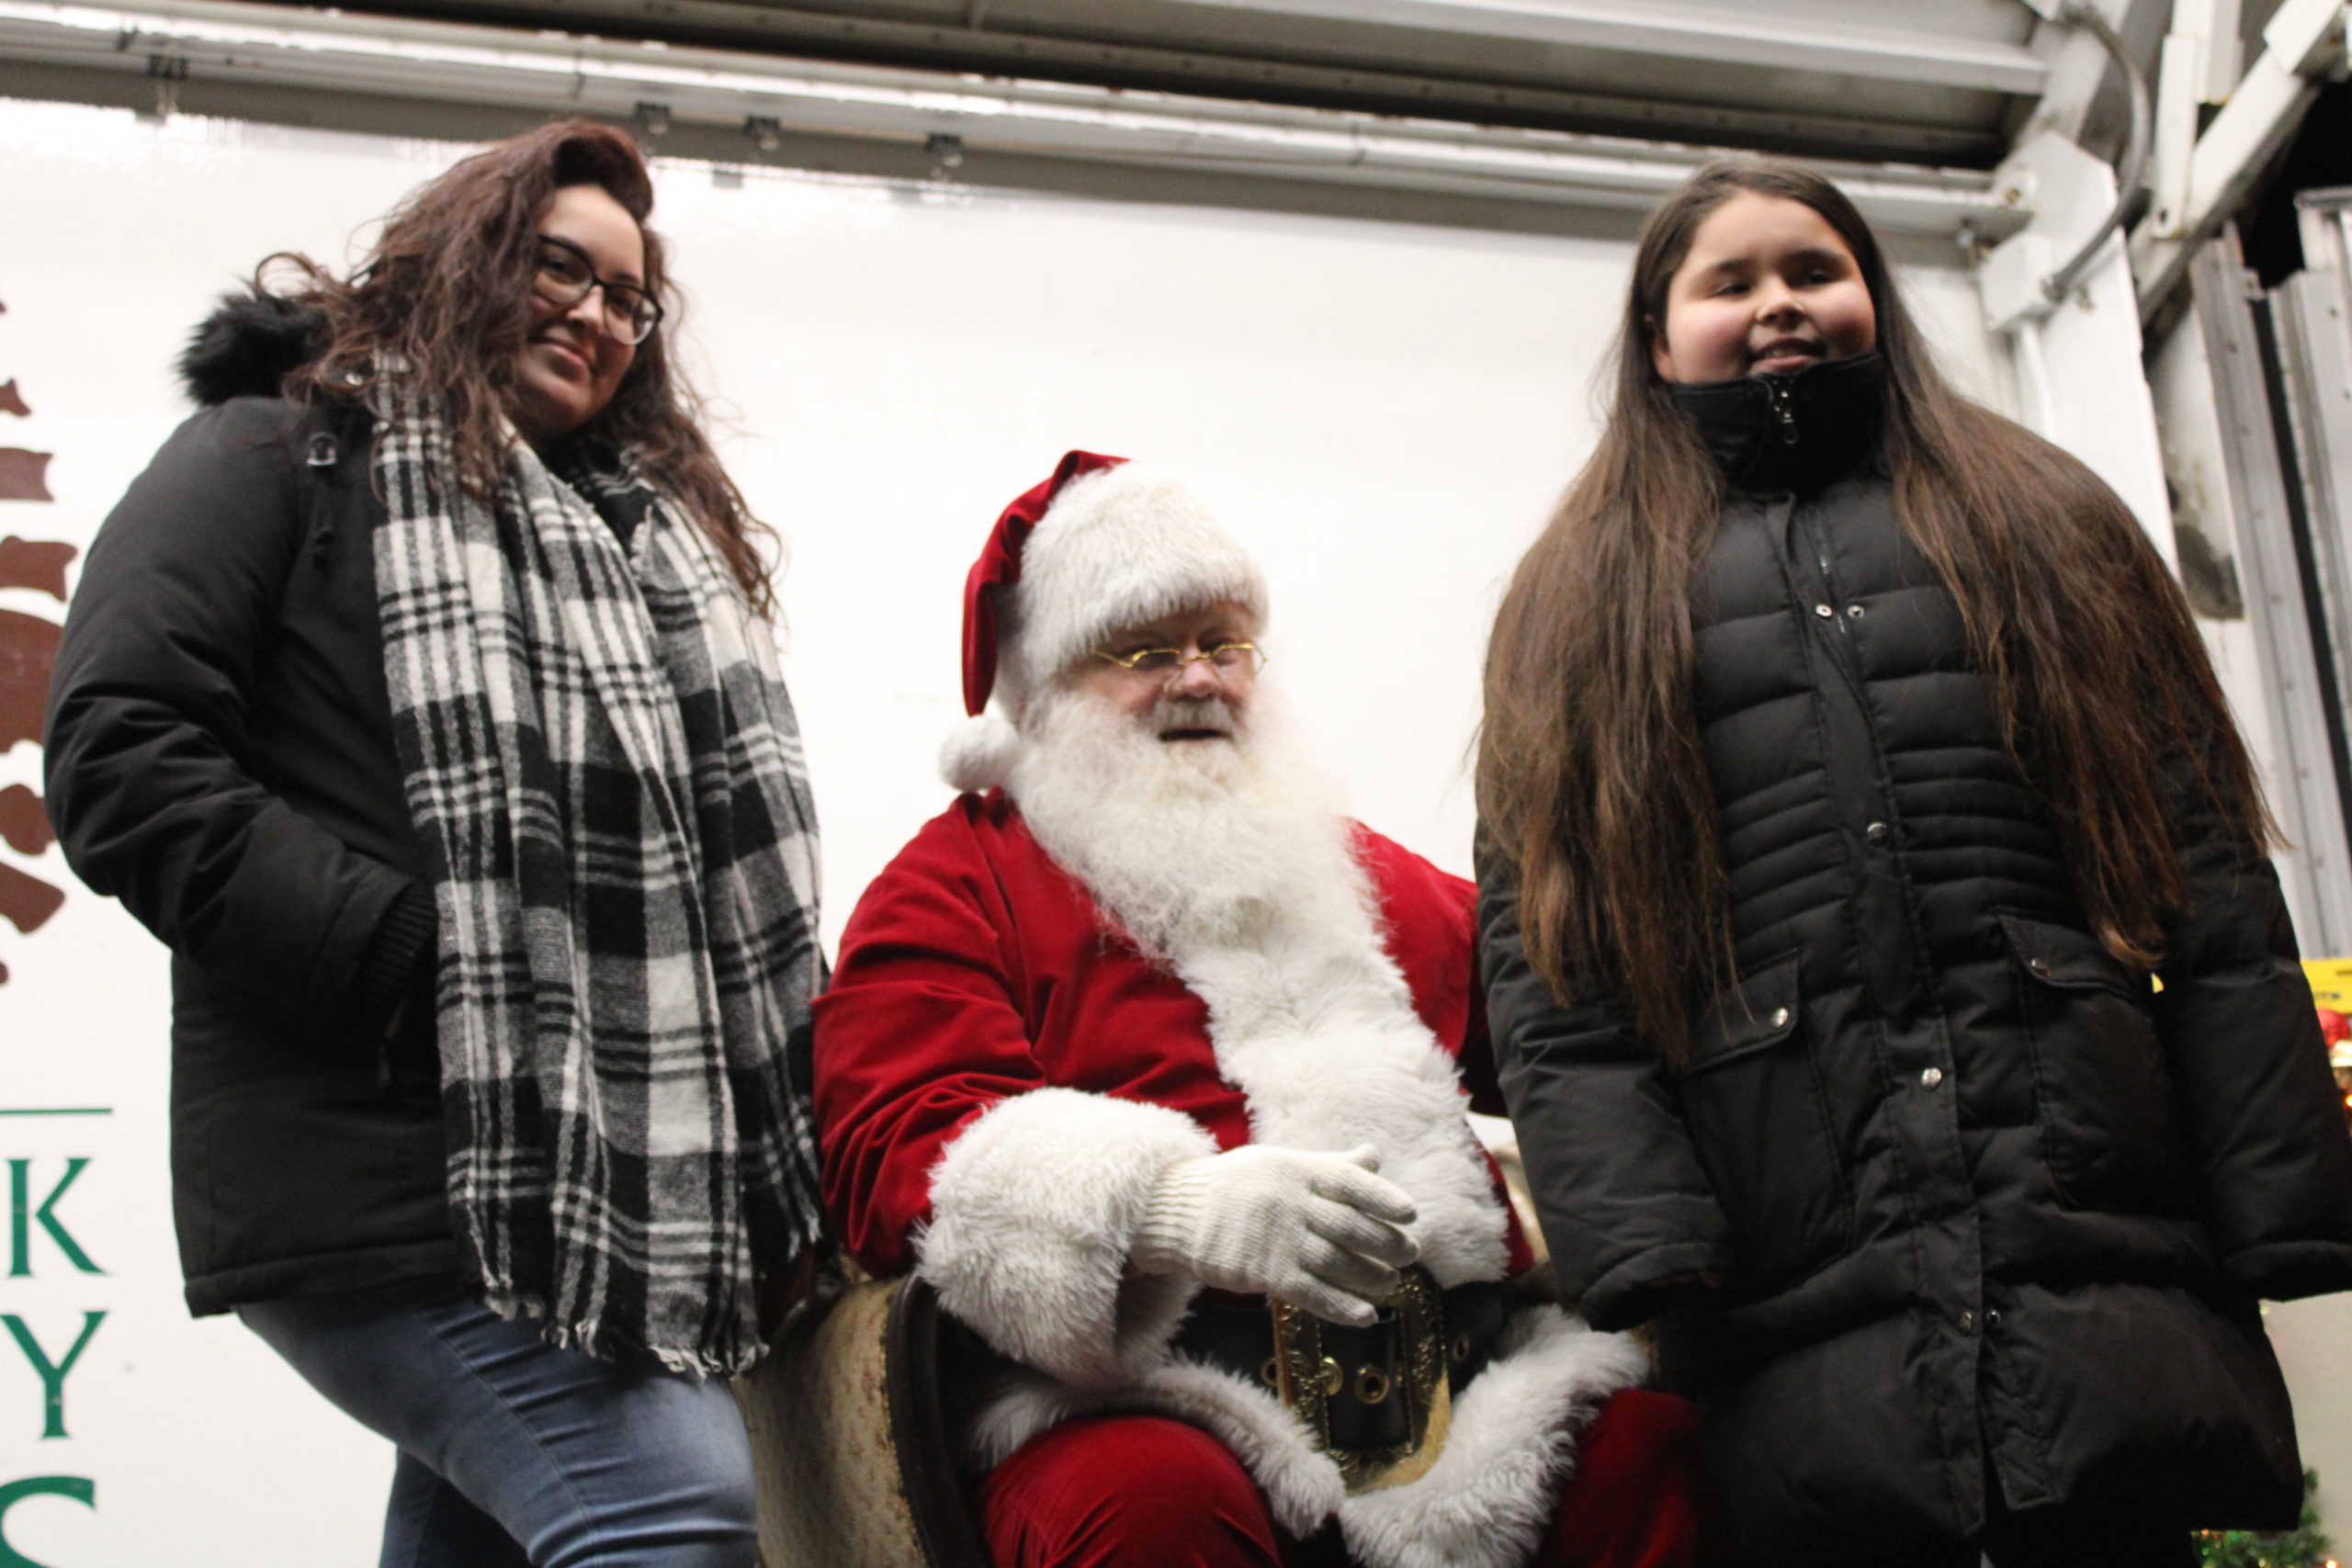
0, 536, 74, 600
0, 381, 28, 418
0, 860, 65, 937
0, 449, 54, 502
1, 606, 63, 751
0, 784, 51, 857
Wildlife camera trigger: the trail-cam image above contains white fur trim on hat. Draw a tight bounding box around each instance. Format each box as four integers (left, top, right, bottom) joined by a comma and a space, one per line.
1001, 464, 1267, 705
940, 708, 1022, 794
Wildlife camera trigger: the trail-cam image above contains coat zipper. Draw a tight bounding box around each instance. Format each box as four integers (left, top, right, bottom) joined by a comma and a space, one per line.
1763, 379, 1851, 649
303, 427, 340, 570
1791, 505, 1864, 690
1812, 521, 1849, 641
1765, 378, 1800, 446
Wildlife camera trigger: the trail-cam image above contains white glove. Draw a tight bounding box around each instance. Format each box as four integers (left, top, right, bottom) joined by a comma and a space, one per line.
1129, 1143, 1419, 1326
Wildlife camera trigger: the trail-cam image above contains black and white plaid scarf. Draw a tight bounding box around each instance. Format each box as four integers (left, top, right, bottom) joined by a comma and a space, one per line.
372, 380, 826, 1375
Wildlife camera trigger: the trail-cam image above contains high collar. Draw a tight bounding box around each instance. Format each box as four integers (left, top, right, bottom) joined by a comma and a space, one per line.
1668, 352, 1889, 495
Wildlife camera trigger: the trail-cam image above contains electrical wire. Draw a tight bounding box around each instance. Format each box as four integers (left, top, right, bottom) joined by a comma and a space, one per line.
2031, 0, 2154, 304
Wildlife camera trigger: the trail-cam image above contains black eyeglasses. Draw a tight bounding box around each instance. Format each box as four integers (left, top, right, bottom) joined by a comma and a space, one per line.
531, 235, 663, 346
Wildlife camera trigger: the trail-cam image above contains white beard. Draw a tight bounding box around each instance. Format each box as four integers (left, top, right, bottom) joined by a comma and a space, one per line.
1005, 682, 1371, 963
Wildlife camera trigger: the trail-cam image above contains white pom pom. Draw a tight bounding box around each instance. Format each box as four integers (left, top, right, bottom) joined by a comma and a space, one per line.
940, 709, 1022, 794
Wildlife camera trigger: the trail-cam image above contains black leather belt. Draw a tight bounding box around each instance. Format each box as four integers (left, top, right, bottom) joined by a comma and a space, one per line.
1171, 1276, 1509, 1455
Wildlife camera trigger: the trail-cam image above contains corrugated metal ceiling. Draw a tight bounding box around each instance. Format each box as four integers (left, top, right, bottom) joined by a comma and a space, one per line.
263, 0, 2061, 165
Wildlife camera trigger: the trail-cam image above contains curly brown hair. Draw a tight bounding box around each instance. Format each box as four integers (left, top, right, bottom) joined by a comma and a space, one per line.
1478, 158, 2271, 1062
276, 118, 775, 613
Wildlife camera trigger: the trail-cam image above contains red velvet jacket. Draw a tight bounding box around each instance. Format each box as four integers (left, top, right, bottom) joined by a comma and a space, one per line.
812, 789, 1526, 1277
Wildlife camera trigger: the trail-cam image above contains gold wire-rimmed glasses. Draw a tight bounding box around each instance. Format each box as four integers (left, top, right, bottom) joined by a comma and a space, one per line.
531, 235, 665, 345
1091, 641, 1266, 680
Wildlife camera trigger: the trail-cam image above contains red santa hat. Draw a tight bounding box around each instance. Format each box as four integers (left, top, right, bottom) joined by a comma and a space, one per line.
941, 450, 1269, 793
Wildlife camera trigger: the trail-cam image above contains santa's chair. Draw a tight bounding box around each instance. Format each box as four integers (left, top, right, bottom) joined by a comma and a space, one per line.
735, 1137, 1564, 1566
736, 1273, 990, 1568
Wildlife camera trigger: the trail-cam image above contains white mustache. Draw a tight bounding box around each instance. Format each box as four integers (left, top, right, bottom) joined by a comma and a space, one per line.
1154, 695, 1236, 733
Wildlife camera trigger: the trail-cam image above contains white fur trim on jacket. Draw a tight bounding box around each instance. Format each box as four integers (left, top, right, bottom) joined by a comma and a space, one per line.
962, 1356, 1347, 1537
960, 1301, 1645, 1561
1000, 463, 1267, 708
915, 1087, 1216, 1389
1340, 1306, 1650, 1568
1172, 832, 1510, 1289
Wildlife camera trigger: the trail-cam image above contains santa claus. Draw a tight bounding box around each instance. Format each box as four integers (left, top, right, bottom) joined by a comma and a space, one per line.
812, 452, 1711, 1568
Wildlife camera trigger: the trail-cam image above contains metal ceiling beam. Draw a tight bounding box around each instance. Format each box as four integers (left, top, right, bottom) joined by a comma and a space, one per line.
1138, 0, 2049, 96
0, 0, 2033, 236
345, 0, 2008, 164
2129, 0, 2352, 317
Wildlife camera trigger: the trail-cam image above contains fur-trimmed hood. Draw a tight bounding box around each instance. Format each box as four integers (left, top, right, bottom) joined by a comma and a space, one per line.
178, 292, 329, 407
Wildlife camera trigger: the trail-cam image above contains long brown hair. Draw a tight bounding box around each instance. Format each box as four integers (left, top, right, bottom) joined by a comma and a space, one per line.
277, 118, 775, 612
1477, 159, 2270, 1061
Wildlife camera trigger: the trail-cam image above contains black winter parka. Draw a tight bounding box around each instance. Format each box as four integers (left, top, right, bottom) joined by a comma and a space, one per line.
45, 303, 458, 1314
1479, 357, 2352, 1566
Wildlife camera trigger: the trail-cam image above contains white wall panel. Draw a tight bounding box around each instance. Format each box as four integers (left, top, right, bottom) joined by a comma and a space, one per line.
0, 94, 2008, 1563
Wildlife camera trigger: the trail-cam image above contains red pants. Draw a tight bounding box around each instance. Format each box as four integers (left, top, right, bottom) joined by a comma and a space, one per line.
980, 1389, 1717, 1568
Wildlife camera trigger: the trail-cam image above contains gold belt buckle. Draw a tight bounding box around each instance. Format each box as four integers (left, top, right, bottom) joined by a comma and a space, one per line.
1267, 1267, 1453, 1495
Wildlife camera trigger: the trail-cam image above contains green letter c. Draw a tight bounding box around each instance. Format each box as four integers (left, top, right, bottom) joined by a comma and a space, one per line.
0, 1476, 95, 1568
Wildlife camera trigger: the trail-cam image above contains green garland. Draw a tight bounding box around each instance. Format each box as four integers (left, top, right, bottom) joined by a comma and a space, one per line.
2198, 1471, 2335, 1568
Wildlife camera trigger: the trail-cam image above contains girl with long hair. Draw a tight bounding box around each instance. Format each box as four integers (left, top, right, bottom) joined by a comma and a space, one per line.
1476, 159, 2352, 1567
48, 121, 823, 1565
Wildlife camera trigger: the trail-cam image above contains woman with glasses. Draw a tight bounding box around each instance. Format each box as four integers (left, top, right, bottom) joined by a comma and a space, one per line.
47, 120, 823, 1567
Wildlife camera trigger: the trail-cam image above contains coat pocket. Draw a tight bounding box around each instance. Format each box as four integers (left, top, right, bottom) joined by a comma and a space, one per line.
1998, 912, 2194, 1214
1677, 956, 1856, 1287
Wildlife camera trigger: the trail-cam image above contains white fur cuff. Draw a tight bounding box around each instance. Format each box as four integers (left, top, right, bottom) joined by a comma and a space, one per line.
916, 1087, 1218, 1389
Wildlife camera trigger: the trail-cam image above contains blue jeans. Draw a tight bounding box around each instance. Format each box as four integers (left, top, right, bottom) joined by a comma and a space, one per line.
238, 1288, 759, 1568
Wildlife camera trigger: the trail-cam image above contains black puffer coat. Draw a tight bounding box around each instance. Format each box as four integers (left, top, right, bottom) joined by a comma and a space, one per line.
45, 300, 458, 1314
1480, 356, 2352, 1565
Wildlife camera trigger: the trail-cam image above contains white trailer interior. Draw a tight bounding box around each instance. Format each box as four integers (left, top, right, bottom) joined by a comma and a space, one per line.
1, 1, 2347, 1561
